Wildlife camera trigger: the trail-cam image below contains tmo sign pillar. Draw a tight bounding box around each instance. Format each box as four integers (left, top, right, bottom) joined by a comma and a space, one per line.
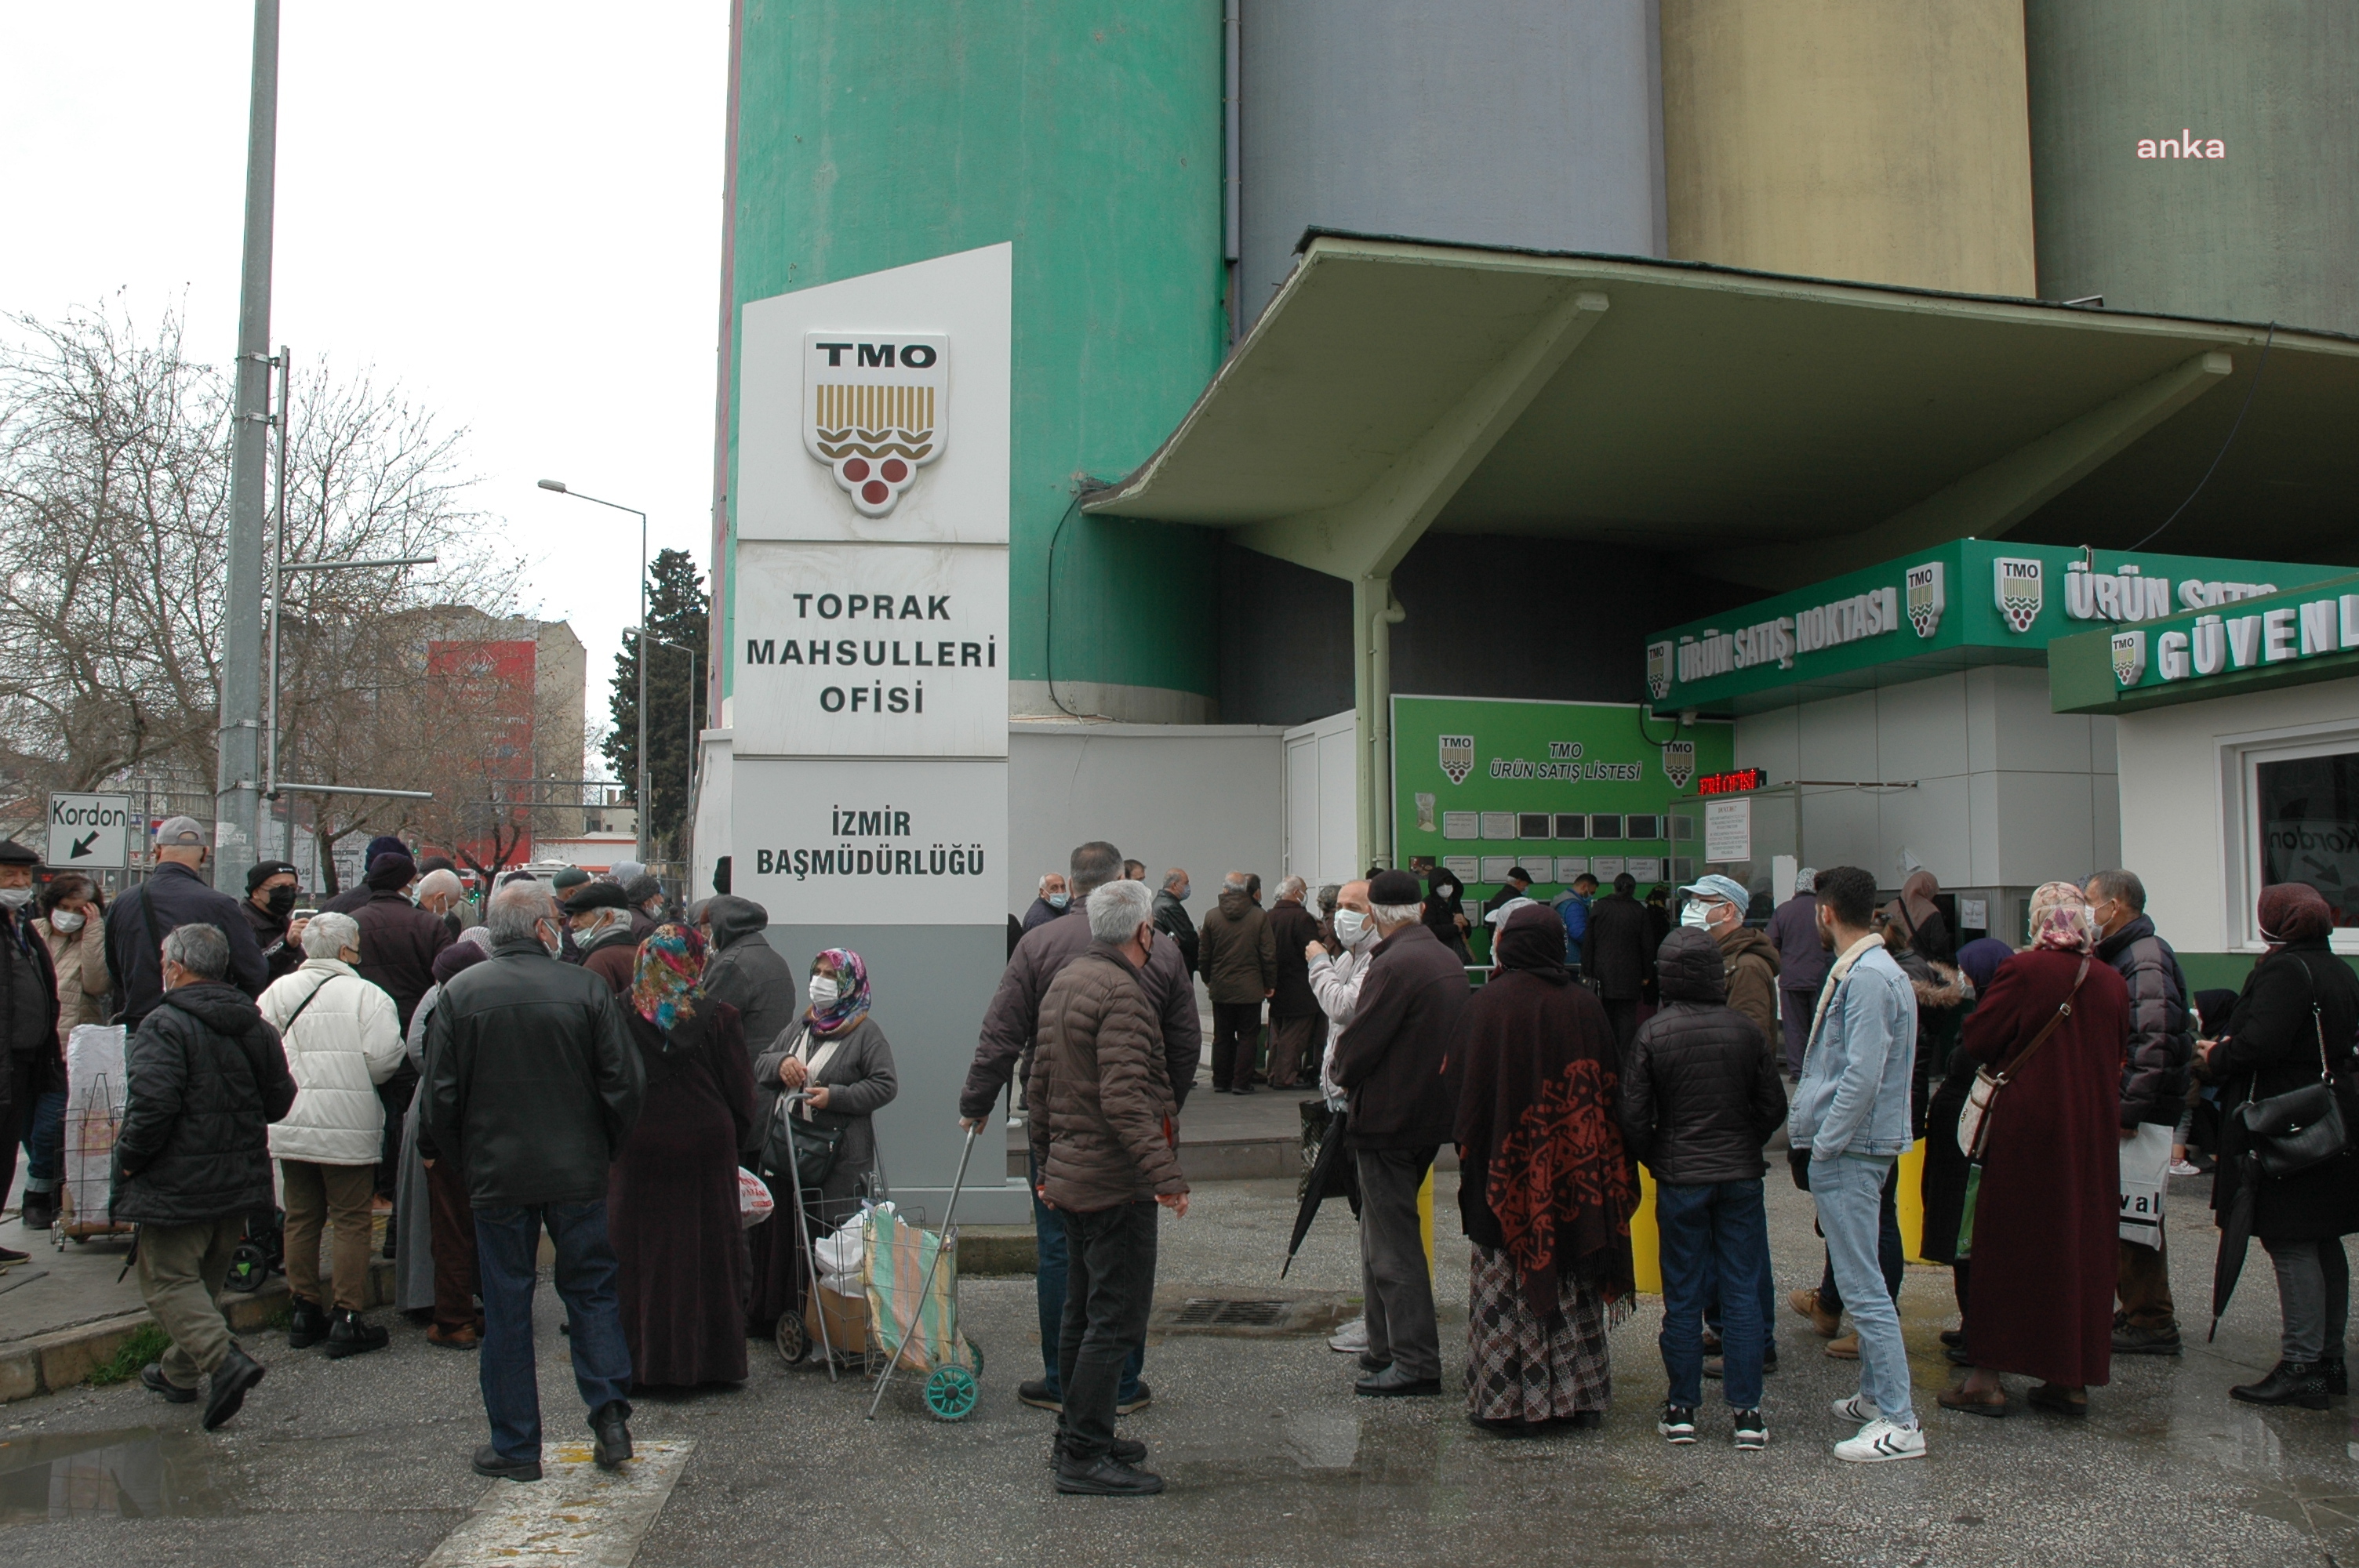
726, 243, 1021, 1222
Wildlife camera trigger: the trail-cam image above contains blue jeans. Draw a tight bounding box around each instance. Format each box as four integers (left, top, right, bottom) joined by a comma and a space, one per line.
1034, 1152, 1142, 1401
1810, 1154, 1914, 1425
474, 1200, 633, 1462
1816, 1156, 1903, 1313
1657, 1179, 1770, 1410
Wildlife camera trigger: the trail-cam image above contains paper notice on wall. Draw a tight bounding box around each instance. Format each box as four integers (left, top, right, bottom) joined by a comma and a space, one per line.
1479, 811, 1516, 840
1553, 856, 1588, 881
1442, 811, 1479, 840
1479, 855, 1518, 883
1590, 856, 1627, 880
1960, 898, 1989, 931
1704, 797, 1752, 863
1627, 856, 1663, 884
1442, 856, 1481, 880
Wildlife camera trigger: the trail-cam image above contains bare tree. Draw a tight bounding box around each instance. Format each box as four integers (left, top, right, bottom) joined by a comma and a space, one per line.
0, 303, 524, 842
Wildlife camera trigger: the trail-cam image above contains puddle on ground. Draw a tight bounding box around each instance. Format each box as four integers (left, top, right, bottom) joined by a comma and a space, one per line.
0, 1428, 236, 1525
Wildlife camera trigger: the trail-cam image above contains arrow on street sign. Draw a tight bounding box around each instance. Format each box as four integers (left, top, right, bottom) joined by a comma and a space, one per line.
71, 833, 97, 858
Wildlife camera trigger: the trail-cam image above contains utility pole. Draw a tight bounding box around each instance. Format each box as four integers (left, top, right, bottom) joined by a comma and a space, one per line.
216, 0, 279, 893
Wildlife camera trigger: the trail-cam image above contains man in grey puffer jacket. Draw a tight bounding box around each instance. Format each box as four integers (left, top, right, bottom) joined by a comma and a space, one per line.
2088, 868, 2193, 1356
1621, 926, 1788, 1446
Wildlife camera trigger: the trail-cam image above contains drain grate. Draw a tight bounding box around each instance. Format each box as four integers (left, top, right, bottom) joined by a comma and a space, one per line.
1171, 1298, 1289, 1328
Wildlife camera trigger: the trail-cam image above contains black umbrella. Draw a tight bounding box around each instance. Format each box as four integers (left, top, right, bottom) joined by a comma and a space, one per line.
2208, 1153, 2260, 1341
1281, 1104, 1357, 1279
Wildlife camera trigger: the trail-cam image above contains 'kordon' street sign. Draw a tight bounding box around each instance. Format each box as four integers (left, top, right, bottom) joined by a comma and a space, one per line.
47, 793, 133, 869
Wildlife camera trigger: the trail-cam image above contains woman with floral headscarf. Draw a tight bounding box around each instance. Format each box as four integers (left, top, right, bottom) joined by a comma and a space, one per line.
608, 924, 754, 1387
754, 949, 900, 1227
2196, 883, 2359, 1408
1937, 881, 2129, 1418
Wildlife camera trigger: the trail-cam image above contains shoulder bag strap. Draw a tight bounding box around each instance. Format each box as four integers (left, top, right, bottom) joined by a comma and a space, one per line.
1988, 955, 2092, 1087
278, 974, 333, 1038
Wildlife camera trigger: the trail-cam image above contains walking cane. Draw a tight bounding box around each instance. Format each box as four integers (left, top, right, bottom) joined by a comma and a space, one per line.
867, 1123, 981, 1420
777, 1091, 837, 1382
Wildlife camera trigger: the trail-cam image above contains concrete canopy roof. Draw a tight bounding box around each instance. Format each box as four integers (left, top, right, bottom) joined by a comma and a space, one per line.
1084, 234, 2359, 590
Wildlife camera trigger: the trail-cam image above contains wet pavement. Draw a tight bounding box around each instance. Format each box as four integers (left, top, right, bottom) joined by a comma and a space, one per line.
2, 1170, 2355, 1566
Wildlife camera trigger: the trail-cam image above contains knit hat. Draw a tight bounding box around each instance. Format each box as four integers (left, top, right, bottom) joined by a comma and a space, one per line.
365, 853, 416, 891
362, 834, 409, 869
246, 859, 300, 892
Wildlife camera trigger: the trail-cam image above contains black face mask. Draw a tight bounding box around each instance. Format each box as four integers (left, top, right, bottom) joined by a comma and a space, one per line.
264, 885, 298, 919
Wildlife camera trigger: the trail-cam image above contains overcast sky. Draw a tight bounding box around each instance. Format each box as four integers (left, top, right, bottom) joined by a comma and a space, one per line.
0, 3, 729, 768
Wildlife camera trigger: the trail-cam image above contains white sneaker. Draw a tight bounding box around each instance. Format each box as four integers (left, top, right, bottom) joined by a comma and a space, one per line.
1329, 1317, 1369, 1354
1834, 1417, 1926, 1464
2167, 1159, 2201, 1178
1830, 1393, 1880, 1425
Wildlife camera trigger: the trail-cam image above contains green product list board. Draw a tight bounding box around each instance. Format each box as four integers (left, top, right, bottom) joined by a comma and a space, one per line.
1390, 696, 1736, 908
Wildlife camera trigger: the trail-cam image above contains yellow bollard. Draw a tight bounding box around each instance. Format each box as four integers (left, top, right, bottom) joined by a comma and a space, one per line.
1630, 1166, 1662, 1294
1896, 1137, 1931, 1263
1419, 1166, 1435, 1275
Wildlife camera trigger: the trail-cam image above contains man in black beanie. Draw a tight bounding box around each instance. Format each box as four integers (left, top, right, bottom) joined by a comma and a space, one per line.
243, 860, 304, 984
1330, 866, 1469, 1398
352, 850, 451, 1203
322, 834, 412, 915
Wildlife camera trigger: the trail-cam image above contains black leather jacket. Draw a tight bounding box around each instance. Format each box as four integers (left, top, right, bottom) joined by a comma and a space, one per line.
420, 938, 644, 1209
112, 982, 296, 1225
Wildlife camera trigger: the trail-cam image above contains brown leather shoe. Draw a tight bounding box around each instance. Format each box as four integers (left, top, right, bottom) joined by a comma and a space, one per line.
1789, 1288, 1841, 1339
1824, 1334, 1860, 1360
428, 1323, 482, 1350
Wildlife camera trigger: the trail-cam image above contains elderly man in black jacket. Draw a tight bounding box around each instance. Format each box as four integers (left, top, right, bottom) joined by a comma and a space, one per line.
0, 839, 62, 1259
117, 922, 296, 1432
1619, 926, 1787, 1447
2086, 867, 2194, 1356
423, 881, 644, 1483
1583, 871, 1655, 1054
1332, 868, 1469, 1398
104, 816, 270, 1027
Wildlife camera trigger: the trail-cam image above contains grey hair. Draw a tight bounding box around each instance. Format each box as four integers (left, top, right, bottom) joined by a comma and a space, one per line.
1087, 877, 1155, 944
1037, 872, 1064, 895
1371, 902, 1422, 927
416, 868, 463, 903
302, 910, 361, 959
1163, 867, 1189, 892
1222, 871, 1248, 892
2088, 867, 2146, 913
486, 882, 558, 944
1316, 883, 1340, 916
160, 921, 231, 980
1278, 875, 1307, 902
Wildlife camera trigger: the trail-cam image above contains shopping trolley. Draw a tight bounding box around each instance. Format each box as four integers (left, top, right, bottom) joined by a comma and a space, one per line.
767, 1098, 985, 1421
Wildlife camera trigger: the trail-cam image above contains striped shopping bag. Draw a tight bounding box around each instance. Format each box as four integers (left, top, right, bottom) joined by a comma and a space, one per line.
862, 1203, 962, 1374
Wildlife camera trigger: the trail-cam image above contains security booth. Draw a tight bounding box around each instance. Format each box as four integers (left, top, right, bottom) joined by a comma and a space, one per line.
2050, 572, 2359, 989
1645, 538, 2346, 940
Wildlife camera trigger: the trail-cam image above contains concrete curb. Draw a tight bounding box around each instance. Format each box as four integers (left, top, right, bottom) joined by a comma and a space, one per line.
1, 1256, 397, 1404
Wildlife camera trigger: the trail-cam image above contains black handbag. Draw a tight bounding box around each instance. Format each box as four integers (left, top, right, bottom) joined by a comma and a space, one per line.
2231, 960, 2351, 1181
765, 1103, 849, 1190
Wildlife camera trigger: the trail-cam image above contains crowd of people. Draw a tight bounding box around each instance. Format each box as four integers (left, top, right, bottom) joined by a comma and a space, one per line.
5, 813, 2355, 1492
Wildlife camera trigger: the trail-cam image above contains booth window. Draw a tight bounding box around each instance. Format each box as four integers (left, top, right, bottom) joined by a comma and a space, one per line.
2253, 749, 2359, 932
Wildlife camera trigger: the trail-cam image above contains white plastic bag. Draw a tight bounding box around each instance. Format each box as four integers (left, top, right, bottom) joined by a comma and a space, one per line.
815, 1208, 867, 1276
63, 1024, 131, 1231
736, 1167, 776, 1229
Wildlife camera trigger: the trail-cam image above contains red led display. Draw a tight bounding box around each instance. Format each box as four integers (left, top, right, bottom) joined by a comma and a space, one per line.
1696, 768, 1767, 795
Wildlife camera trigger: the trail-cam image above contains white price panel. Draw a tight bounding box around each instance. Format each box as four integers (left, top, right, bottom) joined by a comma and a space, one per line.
732, 758, 1006, 927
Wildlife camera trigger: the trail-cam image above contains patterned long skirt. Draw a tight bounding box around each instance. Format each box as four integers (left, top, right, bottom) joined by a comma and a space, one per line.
1464, 1243, 1612, 1421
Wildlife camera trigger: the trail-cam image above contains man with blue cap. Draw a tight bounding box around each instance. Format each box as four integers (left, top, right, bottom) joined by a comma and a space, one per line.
1679, 873, 1779, 1050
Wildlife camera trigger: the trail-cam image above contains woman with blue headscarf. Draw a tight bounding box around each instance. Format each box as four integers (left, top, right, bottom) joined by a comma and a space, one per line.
609, 924, 754, 1387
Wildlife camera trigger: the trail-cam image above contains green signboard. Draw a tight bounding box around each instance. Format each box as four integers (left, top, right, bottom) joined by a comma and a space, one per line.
2052, 570, 2359, 715
1390, 695, 1736, 898
1645, 539, 2343, 716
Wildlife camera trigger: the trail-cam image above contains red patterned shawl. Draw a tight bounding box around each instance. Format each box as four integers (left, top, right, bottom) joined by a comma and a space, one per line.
1449, 906, 1638, 1316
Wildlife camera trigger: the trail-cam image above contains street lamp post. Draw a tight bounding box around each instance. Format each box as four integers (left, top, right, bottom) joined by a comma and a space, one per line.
629, 628, 699, 891
540, 479, 648, 863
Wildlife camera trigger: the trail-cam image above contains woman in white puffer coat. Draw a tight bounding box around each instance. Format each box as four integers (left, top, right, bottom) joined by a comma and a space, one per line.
258, 911, 405, 1358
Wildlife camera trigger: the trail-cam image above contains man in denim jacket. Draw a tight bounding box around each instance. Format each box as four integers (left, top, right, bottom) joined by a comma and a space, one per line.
1787, 866, 1922, 1463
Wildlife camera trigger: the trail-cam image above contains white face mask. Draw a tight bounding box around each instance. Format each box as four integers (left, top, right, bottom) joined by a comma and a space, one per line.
49, 909, 84, 933
1680, 902, 1714, 929
809, 974, 841, 1009
537, 922, 565, 959
1333, 908, 1372, 948
0, 887, 31, 911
